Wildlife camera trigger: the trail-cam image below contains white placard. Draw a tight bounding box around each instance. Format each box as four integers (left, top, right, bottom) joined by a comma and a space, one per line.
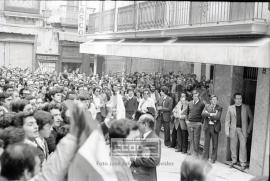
39, 62, 56, 73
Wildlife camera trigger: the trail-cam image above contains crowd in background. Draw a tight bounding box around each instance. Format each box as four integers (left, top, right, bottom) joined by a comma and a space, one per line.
0, 66, 263, 181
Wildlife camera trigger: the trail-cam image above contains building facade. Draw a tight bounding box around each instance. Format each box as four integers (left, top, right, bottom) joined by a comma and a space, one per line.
81, 1, 270, 177
0, 0, 41, 70
0, 0, 95, 74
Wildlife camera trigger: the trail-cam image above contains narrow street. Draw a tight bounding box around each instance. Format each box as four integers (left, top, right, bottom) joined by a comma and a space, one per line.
0, 1, 269, 181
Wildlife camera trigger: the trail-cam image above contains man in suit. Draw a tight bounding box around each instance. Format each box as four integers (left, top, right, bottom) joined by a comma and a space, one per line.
225, 92, 253, 170
155, 86, 173, 147
171, 92, 189, 153
130, 114, 161, 181
202, 95, 223, 163
186, 90, 205, 156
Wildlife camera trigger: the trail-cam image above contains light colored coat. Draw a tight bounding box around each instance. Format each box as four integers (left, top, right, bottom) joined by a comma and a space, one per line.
225, 104, 253, 138
172, 101, 188, 130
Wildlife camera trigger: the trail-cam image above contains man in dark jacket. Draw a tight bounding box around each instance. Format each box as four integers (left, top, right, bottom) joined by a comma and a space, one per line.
155, 86, 173, 147
124, 88, 138, 120
201, 95, 222, 163
130, 114, 161, 181
45, 103, 63, 153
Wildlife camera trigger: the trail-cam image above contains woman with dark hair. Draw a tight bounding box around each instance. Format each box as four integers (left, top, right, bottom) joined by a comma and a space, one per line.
136, 88, 156, 120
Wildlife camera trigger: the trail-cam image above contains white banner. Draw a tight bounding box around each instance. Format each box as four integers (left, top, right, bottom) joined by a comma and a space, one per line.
78, 1, 87, 36
38, 62, 56, 73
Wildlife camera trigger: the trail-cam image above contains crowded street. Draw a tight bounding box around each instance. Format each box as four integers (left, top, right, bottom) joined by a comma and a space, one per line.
0, 1, 269, 181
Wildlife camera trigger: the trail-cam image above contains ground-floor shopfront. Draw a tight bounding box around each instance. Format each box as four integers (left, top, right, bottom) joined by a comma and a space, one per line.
213, 65, 269, 176
0, 33, 35, 70
59, 40, 94, 75
80, 37, 270, 177
36, 54, 59, 73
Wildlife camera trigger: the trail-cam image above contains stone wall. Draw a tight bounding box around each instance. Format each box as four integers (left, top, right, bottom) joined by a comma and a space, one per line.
213, 65, 244, 162
249, 68, 270, 177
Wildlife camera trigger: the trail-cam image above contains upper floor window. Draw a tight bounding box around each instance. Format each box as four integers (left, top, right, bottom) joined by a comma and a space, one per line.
4, 0, 40, 14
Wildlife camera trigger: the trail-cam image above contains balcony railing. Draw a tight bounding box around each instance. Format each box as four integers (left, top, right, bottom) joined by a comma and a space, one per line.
117, 4, 135, 31
88, 9, 115, 33
168, 1, 190, 27
189, 2, 230, 25
101, 9, 115, 32
60, 5, 78, 26
88, 2, 267, 34
88, 12, 99, 33
137, 1, 167, 30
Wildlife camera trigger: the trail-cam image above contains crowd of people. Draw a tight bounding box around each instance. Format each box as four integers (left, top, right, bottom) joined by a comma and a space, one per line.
0, 65, 262, 181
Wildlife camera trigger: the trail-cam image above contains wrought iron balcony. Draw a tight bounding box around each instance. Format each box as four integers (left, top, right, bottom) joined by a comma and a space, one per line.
137, 1, 167, 30
88, 2, 268, 36
117, 4, 135, 31
88, 9, 115, 33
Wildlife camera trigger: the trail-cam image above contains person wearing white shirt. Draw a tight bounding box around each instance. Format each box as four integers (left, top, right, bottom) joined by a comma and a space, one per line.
106, 84, 126, 120
137, 89, 156, 114
93, 87, 103, 122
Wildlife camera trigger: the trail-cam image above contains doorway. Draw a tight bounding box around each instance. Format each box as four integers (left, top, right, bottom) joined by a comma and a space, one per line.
242, 67, 258, 164
226, 67, 258, 170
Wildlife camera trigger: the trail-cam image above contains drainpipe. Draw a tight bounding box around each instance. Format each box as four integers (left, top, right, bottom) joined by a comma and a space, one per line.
114, 1, 117, 32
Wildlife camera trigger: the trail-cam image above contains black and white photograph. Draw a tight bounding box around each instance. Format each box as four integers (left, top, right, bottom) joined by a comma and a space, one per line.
0, 1, 269, 181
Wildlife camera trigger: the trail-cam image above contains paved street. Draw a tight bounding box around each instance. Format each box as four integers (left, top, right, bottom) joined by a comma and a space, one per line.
157, 142, 254, 181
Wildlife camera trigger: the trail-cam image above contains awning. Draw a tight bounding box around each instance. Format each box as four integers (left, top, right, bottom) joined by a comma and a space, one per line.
80, 37, 270, 68
0, 24, 37, 35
